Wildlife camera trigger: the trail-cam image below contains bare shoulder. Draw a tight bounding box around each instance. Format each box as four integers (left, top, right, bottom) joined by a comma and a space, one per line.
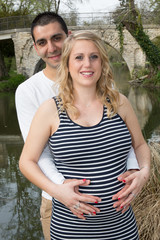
32, 98, 59, 128
119, 93, 129, 105
31, 98, 59, 135
37, 98, 57, 115
118, 93, 133, 121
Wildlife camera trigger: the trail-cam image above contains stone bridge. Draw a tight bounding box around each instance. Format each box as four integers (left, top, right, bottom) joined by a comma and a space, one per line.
1, 24, 160, 77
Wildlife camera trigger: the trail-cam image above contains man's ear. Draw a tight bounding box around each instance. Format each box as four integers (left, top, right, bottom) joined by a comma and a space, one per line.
68, 30, 72, 36
33, 43, 39, 55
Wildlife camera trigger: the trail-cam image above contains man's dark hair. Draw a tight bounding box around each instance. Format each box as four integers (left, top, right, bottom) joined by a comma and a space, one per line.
31, 12, 68, 42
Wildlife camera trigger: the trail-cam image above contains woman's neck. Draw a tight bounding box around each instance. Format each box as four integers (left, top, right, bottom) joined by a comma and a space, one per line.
73, 87, 98, 108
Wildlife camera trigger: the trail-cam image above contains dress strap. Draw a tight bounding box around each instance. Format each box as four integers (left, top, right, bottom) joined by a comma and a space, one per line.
53, 96, 61, 111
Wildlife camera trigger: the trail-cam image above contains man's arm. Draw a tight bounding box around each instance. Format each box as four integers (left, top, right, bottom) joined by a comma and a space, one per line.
15, 84, 65, 184
127, 146, 139, 170
38, 144, 65, 184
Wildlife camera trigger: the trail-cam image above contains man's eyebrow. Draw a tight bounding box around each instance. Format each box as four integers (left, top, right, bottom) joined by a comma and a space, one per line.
35, 33, 63, 45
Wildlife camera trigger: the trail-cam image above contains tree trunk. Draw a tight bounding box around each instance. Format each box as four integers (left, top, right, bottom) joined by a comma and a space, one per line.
0, 49, 8, 80
121, 0, 160, 69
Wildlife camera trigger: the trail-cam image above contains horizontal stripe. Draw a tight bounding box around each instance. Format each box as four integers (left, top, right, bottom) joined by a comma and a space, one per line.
49, 97, 139, 240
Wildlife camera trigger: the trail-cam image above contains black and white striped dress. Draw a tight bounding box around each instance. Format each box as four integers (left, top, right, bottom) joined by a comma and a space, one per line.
49, 97, 139, 240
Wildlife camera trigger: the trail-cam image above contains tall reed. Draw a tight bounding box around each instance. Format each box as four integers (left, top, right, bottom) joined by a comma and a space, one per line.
132, 142, 160, 240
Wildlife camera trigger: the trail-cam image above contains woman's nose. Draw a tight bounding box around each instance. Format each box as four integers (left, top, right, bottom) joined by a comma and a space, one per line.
83, 57, 91, 67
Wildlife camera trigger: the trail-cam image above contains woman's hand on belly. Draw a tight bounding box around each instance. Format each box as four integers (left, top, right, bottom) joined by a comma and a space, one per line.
54, 178, 101, 220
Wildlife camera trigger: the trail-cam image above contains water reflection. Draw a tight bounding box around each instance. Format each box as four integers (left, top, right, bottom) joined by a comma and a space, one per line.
0, 93, 43, 240
0, 143, 43, 240
127, 87, 160, 141
128, 87, 152, 130
0, 77, 160, 239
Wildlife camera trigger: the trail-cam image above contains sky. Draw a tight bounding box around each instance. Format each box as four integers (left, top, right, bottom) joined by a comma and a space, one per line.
75, 0, 142, 13
76, 0, 121, 13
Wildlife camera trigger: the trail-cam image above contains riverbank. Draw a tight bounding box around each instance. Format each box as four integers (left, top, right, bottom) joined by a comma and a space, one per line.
129, 68, 160, 88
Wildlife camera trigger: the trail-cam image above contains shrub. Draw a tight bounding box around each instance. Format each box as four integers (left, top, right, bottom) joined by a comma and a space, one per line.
0, 74, 26, 92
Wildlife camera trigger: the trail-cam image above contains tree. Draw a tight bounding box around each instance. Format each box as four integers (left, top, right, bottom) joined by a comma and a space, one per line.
0, 0, 85, 16
0, 49, 8, 79
149, 0, 160, 23
115, 0, 160, 71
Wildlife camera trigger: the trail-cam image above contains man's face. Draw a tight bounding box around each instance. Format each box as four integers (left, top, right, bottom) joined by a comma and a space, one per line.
33, 21, 67, 69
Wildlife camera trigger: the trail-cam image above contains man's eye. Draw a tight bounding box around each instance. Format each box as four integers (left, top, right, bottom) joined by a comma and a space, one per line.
75, 56, 83, 60
54, 36, 62, 42
37, 41, 46, 47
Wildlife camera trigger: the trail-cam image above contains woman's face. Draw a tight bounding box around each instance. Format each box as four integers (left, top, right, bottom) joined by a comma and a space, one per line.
68, 40, 102, 89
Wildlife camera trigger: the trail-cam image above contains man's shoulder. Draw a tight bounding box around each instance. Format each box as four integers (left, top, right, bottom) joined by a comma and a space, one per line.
15, 71, 45, 100
17, 71, 44, 90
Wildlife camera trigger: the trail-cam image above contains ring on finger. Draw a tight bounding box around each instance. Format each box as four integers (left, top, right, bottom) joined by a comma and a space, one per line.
130, 192, 136, 198
73, 202, 80, 209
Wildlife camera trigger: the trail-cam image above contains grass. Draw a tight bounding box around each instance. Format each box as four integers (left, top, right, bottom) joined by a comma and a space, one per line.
132, 141, 160, 240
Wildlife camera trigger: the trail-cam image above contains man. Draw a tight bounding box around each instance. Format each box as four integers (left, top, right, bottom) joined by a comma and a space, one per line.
16, 12, 140, 240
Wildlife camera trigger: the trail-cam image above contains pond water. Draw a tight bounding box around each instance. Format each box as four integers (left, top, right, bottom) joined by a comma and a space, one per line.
0, 67, 160, 239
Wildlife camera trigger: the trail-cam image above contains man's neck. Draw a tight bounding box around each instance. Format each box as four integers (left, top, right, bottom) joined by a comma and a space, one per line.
43, 67, 57, 82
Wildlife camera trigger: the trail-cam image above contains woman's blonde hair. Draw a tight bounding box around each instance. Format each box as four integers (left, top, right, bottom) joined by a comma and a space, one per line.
56, 30, 119, 118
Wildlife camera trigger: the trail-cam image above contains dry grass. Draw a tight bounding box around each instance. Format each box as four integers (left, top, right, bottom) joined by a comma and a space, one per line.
132, 142, 160, 240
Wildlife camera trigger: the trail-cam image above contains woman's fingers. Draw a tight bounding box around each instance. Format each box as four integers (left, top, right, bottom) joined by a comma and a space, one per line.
59, 179, 101, 219
70, 201, 100, 219
70, 179, 101, 203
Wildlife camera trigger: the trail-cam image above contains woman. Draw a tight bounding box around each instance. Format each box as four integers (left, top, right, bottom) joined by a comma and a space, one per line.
19, 30, 150, 239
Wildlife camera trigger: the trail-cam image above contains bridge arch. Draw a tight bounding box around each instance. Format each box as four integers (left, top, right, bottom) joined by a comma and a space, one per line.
1, 25, 159, 77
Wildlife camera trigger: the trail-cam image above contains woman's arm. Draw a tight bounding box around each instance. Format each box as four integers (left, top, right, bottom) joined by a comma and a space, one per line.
114, 94, 150, 209
119, 94, 150, 171
15, 85, 65, 184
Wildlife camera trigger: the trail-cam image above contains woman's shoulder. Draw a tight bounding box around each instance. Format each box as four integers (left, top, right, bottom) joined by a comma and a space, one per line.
117, 93, 132, 121
36, 98, 57, 118
119, 93, 129, 105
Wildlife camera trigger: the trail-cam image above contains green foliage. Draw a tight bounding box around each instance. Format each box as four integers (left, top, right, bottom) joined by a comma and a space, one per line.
116, 23, 124, 54
116, 0, 160, 86
154, 70, 160, 84
0, 74, 26, 92
0, 0, 82, 17
132, 26, 160, 68
0, 0, 35, 17
152, 36, 160, 49
133, 67, 150, 79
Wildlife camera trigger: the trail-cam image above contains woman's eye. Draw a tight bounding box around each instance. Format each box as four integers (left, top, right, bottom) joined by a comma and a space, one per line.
90, 55, 98, 60
75, 56, 83, 60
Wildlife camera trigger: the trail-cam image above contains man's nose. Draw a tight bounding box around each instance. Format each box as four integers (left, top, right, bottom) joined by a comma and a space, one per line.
48, 40, 56, 52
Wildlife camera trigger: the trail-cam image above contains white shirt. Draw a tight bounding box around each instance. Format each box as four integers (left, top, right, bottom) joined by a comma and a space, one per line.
15, 70, 139, 200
